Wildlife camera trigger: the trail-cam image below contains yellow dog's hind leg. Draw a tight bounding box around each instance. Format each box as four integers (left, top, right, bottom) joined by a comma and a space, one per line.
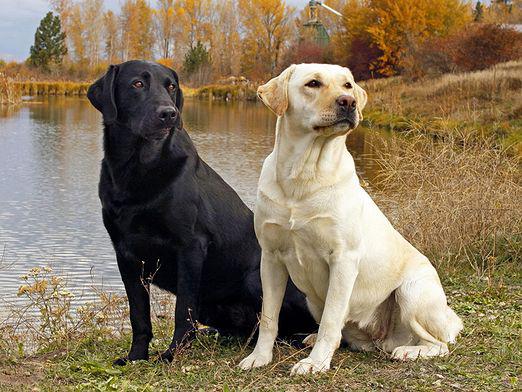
383, 264, 463, 361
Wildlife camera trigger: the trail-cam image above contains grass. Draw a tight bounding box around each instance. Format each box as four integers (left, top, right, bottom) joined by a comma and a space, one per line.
361, 60, 522, 154
0, 267, 519, 391
0, 73, 22, 105
371, 131, 521, 276
14, 81, 91, 96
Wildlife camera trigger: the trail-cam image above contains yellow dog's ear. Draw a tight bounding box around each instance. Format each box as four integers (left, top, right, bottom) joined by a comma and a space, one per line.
257, 64, 296, 117
353, 82, 367, 121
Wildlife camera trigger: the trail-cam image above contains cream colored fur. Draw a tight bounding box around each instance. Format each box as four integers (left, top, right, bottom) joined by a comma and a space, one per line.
239, 63, 463, 375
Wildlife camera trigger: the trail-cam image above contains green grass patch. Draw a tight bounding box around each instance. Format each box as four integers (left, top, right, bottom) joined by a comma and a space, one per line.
1, 269, 519, 391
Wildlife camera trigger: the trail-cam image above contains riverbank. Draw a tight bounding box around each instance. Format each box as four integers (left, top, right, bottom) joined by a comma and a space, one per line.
362, 60, 522, 154
1, 266, 519, 391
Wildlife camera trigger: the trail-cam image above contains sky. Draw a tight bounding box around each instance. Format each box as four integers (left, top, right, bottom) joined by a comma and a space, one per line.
0, 0, 309, 61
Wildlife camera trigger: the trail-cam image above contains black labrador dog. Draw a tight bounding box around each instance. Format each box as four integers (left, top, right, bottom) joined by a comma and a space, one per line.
87, 60, 315, 364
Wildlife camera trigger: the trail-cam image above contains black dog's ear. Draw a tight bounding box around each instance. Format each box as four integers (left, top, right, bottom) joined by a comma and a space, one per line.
87, 65, 119, 124
171, 69, 184, 113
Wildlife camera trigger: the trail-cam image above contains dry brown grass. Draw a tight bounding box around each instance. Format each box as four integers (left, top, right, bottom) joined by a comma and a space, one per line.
362, 60, 522, 153
0, 73, 21, 105
372, 130, 522, 277
14, 81, 91, 96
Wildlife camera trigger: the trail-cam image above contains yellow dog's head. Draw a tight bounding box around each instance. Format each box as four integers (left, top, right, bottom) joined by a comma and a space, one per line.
258, 64, 367, 136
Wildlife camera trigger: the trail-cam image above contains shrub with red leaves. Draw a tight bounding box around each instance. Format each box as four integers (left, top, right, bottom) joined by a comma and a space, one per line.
451, 24, 522, 71
408, 24, 522, 77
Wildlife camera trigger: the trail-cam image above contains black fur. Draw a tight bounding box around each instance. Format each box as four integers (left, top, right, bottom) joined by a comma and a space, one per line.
87, 60, 316, 365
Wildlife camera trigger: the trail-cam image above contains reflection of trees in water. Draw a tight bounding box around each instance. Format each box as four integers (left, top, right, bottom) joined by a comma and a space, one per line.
0, 104, 21, 119
26, 97, 103, 217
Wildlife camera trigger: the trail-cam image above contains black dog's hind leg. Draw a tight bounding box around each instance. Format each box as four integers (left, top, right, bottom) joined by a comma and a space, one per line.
114, 253, 153, 365
158, 237, 207, 362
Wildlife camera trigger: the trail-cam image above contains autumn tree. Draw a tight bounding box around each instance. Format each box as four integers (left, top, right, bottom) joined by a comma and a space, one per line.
155, 0, 181, 59
120, 0, 155, 60
178, 0, 213, 50
59, 3, 83, 64
337, 0, 471, 77
104, 10, 120, 63
211, 0, 241, 77
29, 12, 68, 70
82, 0, 104, 67
484, 0, 522, 23
238, 0, 294, 79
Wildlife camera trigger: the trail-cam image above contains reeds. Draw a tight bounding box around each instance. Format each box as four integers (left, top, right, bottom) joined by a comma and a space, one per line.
14, 81, 90, 96
373, 130, 522, 277
0, 73, 22, 105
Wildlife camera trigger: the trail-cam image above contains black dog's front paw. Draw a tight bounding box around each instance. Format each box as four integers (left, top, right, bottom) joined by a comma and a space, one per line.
113, 352, 149, 366
113, 356, 130, 366
157, 346, 179, 363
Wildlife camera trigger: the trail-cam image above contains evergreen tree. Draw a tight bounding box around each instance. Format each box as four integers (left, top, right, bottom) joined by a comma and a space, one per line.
183, 41, 211, 76
28, 12, 67, 70
474, 1, 484, 21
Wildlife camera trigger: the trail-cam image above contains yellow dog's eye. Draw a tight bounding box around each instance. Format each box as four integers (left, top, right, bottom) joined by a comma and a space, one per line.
167, 83, 176, 92
345, 82, 353, 89
305, 80, 321, 88
132, 80, 144, 89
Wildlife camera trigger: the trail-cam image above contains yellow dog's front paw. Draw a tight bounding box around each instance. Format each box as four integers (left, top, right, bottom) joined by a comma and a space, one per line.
290, 357, 329, 375
238, 351, 273, 370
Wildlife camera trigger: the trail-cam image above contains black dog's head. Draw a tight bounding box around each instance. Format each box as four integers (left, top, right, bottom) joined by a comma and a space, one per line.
88, 60, 184, 140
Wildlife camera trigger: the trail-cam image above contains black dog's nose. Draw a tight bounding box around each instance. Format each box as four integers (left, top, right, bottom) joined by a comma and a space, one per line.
336, 95, 356, 110
158, 106, 177, 122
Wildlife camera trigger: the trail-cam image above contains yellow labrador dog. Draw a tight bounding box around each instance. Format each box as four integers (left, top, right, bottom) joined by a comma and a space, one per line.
239, 64, 463, 375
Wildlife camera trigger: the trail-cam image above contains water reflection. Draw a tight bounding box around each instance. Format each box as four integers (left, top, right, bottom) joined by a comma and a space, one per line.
0, 97, 386, 308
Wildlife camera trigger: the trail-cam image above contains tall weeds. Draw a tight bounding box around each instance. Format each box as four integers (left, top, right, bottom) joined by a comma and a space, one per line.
0, 73, 22, 105
15, 81, 90, 96
373, 131, 521, 277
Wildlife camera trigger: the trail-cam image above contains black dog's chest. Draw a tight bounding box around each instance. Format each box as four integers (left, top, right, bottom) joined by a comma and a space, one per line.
109, 207, 174, 251
108, 209, 180, 291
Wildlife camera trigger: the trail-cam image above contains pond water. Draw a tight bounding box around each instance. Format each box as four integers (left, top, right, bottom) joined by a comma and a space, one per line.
0, 97, 386, 311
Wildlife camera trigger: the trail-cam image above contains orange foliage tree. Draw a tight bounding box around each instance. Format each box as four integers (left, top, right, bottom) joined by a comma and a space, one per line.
337, 0, 471, 77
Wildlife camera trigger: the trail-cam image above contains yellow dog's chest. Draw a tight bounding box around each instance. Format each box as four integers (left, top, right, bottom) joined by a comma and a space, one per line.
258, 200, 345, 301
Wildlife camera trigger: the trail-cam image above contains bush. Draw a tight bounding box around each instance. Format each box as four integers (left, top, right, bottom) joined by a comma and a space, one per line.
408, 24, 522, 77
195, 84, 257, 101
452, 24, 522, 72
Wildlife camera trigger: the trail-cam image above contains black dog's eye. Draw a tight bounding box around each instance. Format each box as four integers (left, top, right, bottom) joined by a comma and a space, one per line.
167, 83, 176, 92
305, 80, 321, 88
132, 80, 144, 89
345, 82, 353, 89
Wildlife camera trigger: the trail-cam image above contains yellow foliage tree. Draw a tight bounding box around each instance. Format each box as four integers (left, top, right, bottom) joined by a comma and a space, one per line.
104, 10, 120, 64
238, 0, 294, 79
178, 0, 213, 50
155, 0, 180, 59
211, 0, 242, 77
120, 0, 155, 60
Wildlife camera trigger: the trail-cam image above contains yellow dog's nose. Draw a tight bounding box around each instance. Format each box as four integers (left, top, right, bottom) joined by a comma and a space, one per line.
336, 95, 356, 109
